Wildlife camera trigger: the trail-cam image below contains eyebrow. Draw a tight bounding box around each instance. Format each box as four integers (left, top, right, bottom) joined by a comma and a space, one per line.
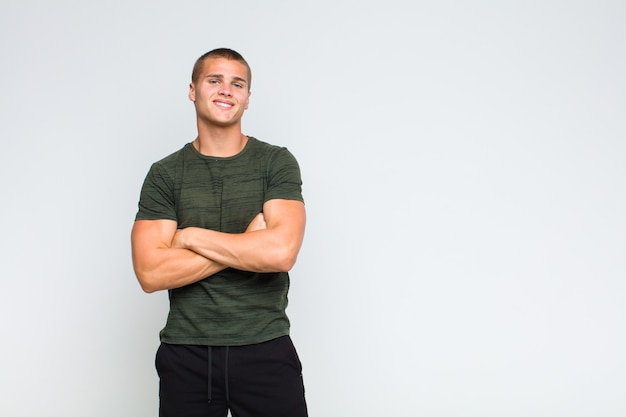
205, 74, 248, 84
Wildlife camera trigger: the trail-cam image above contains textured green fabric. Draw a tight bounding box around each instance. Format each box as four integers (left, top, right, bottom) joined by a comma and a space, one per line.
135, 137, 303, 345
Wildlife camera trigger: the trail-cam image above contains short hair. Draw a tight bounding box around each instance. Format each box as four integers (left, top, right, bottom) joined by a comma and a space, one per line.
191, 48, 252, 90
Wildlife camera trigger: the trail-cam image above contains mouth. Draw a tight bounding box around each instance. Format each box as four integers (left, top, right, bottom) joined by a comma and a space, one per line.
214, 100, 234, 109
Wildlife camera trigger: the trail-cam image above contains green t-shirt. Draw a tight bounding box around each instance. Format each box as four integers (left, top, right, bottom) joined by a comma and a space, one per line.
135, 137, 304, 346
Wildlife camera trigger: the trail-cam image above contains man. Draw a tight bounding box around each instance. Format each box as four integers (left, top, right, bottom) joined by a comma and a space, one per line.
131, 48, 308, 417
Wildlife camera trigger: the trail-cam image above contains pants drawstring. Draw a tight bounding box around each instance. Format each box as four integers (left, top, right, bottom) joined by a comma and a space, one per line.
225, 346, 230, 402
207, 346, 212, 403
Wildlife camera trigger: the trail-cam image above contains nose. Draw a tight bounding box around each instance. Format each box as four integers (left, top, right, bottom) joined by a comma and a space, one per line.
219, 85, 232, 97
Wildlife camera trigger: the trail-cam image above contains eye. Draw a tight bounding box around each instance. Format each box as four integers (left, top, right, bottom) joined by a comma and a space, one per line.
233, 82, 243, 89
209, 79, 220, 85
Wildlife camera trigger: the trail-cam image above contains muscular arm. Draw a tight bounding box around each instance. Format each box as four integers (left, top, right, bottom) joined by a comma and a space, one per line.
132, 212, 269, 293
131, 219, 227, 293
173, 199, 306, 273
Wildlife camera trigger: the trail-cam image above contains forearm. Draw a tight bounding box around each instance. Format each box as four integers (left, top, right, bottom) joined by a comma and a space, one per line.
177, 228, 298, 273
176, 200, 305, 273
132, 246, 226, 293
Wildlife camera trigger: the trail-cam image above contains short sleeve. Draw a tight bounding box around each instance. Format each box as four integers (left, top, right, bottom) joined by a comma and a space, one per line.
264, 147, 304, 203
135, 163, 178, 221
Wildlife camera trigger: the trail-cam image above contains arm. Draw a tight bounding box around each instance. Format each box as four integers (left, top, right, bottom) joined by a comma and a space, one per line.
173, 199, 306, 273
131, 213, 268, 292
131, 219, 227, 293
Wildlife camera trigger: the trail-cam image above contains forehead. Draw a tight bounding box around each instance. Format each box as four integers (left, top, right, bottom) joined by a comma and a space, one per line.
200, 57, 250, 82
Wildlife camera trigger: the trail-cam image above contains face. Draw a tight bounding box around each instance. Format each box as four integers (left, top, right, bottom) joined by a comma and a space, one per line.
189, 57, 251, 128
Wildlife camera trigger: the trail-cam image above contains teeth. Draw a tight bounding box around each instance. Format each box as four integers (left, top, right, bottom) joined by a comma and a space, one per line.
215, 102, 232, 108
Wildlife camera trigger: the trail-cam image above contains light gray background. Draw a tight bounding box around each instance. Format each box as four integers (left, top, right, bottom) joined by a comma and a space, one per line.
1, 1, 625, 416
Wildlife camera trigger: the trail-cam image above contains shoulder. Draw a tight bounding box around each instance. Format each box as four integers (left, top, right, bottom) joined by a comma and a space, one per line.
145, 143, 196, 181
152, 143, 192, 167
247, 137, 298, 162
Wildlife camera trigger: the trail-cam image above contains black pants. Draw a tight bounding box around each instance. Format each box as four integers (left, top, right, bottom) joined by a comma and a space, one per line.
156, 336, 308, 417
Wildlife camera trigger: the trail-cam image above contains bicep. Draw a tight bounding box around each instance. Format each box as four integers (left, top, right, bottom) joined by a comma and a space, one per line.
262, 199, 306, 242
131, 219, 178, 264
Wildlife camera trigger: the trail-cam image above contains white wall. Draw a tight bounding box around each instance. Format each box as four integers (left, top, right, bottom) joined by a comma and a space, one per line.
1, 1, 625, 416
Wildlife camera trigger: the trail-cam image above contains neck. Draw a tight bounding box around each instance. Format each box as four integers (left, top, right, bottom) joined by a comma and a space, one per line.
194, 122, 248, 157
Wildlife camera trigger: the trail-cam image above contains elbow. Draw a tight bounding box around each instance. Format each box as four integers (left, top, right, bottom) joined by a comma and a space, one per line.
253, 249, 298, 273
132, 256, 166, 293
140, 282, 159, 294
271, 262, 293, 274
272, 240, 302, 272
271, 250, 299, 273
281, 255, 298, 272
135, 271, 161, 293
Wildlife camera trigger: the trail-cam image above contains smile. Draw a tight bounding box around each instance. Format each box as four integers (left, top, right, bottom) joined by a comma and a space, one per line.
214, 101, 234, 109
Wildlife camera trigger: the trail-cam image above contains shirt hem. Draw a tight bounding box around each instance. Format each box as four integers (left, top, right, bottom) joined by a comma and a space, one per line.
159, 330, 290, 347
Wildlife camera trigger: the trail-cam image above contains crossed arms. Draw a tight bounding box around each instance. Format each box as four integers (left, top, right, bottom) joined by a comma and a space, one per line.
131, 199, 306, 293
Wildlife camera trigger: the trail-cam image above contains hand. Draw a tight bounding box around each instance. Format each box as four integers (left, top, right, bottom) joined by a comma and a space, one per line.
246, 212, 267, 232
171, 228, 188, 249
171, 213, 265, 250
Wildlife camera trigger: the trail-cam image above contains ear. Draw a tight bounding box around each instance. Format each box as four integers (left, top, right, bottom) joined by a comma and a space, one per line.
188, 83, 196, 102
244, 90, 251, 110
